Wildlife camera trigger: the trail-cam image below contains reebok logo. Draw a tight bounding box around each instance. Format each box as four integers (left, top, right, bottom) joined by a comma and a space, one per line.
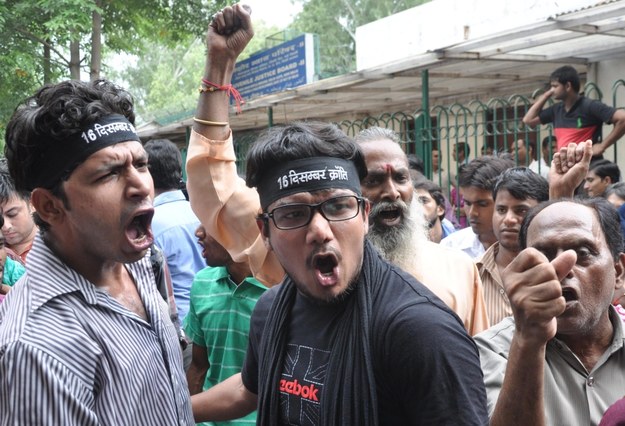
279, 379, 319, 402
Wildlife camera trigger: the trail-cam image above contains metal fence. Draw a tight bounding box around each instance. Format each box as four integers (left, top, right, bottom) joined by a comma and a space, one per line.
231, 80, 625, 194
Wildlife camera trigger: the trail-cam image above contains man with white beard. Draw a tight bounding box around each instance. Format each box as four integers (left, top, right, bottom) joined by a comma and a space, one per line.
356, 127, 490, 335
366, 185, 426, 268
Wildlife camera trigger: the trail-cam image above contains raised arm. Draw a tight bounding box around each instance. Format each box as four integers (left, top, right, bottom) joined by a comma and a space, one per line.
592, 109, 625, 157
548, 140, 592, 199
194, 4, 253, 140
523, 89, 554, 128
185, 4, 283, 286
489, 248, 576, 426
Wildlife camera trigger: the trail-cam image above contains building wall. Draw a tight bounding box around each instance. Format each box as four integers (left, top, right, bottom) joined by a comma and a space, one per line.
589, 59, 625, 166
356, 0, 602, 70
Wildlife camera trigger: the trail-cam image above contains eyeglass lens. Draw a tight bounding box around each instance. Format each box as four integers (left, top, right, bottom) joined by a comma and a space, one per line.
272, 196, 360, 229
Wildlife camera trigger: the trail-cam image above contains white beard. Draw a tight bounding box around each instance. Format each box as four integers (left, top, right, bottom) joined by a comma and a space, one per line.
367, 195, 429, 271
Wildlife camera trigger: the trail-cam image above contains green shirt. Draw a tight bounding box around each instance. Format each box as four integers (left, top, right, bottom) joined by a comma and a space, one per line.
184, 266, 266, 426
4, 257, 25, 286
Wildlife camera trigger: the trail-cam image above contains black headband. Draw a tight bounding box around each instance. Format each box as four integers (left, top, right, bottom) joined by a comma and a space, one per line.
27, 114, 141, 190
257, 157, 362, 210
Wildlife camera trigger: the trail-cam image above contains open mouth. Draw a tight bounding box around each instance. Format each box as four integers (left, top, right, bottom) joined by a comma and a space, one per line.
373, 206, 403, 227
315, 255, 337, 275
312, 253, 339, 286
379, 207, 401, 221
561, 287, 578, 303
126, 210, 154, 246
370, 200, 408, 228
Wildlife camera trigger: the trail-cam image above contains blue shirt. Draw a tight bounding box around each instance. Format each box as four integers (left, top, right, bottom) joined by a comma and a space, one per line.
152, 190, 205, 320
441, 218, 457, 240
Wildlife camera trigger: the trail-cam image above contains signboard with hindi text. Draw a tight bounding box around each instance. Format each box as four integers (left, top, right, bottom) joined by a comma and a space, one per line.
232, 33, 317, 100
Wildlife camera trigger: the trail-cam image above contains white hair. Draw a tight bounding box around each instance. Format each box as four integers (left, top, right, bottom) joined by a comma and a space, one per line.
367, 193, 429, 270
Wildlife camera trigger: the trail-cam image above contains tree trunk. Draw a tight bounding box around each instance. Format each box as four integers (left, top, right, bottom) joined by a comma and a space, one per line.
90, 0, 102, 81
43, 39, 51, 84
69, 38, 81, 80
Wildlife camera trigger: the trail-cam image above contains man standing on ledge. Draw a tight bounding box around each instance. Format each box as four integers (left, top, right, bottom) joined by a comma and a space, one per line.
523, 65, 625, 158
186, 4, 488, 424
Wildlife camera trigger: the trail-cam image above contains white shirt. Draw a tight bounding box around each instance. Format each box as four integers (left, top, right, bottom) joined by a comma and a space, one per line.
529, 158, 550, 180
440, 227, 485, 259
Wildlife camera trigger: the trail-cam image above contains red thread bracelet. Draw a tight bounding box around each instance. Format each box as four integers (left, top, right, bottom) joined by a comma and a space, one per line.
201, 78, 245, 113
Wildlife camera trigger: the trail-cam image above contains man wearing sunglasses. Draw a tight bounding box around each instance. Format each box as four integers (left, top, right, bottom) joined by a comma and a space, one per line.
186, 4, 487, 424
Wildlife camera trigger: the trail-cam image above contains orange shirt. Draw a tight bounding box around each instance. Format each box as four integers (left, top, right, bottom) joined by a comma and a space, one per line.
186, 130, 284, 287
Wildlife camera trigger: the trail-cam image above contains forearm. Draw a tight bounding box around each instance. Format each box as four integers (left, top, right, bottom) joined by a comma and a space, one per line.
523, 93, 550, 126
186, 363, 209, 395
192, 372, 257, 422
549, 182, 574, 199
490, 337, 546, 426
595, 119, 625, 154
194, 55, 235, 141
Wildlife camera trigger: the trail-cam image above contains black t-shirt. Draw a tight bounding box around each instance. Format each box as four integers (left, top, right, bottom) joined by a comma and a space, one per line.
539, 96, 615, 149
242, 265, 488, 425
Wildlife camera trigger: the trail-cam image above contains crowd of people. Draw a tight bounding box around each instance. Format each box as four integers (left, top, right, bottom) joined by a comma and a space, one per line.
1, 3, 625, 425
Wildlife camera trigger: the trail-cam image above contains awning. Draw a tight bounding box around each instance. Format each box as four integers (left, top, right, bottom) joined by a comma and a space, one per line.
137, 0, 625, 142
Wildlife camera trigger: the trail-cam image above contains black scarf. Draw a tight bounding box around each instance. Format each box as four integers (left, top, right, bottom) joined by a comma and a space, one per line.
257, 241, 384, 425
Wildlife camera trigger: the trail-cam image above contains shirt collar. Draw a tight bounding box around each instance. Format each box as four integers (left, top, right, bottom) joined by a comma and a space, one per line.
27, 233, 152, 313
153, 189, 186, 207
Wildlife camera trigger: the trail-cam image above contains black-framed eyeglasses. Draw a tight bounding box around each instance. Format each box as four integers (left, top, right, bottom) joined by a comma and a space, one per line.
259, 195, 365, 230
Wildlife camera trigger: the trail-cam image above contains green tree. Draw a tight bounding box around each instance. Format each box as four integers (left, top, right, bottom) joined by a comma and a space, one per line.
289, 0, 431, 78
0, 0, 228, 145
108, 19, 281, 125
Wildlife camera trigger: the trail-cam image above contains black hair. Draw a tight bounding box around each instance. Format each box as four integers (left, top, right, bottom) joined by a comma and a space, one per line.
455, 142, 471, 157
413, 179, 446, 220
246, 121, 367, 190
493, 167, 549, 203
5, 79, 135, 192
589, 159, 621, 184
526, 138, 537, 160
605, 182, 625, 202
407, 154, 424, 174
542, 136, 555, 149
144, 139, 183, 191
550, 65, 581, 93
458, 155, 515, 190
0, 170, 30, 205
4, 79, 134, 231
520, 197, 624, 261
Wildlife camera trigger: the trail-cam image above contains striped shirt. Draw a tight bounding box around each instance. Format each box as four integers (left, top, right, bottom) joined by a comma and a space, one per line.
475, 242, 512, 326
0, 234, 193, 425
